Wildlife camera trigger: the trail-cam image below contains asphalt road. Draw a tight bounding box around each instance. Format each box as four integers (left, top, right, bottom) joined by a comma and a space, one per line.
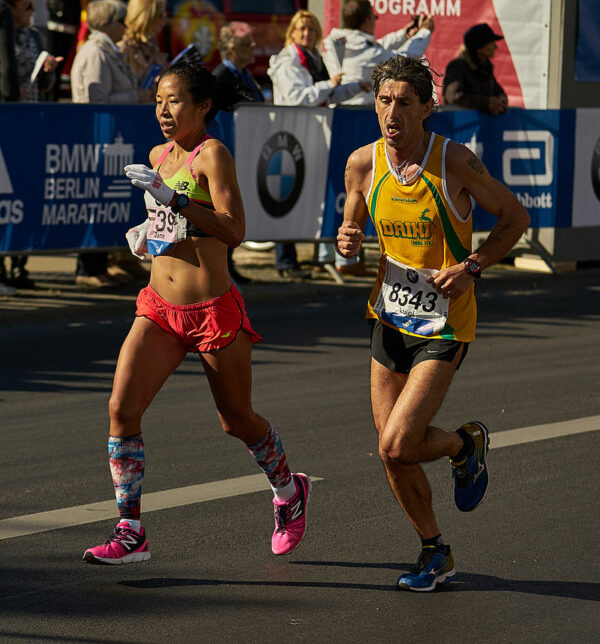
1, 269, 599, 643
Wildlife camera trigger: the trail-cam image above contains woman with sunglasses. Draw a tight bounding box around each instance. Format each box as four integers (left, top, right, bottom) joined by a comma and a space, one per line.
82, 61, 311, 565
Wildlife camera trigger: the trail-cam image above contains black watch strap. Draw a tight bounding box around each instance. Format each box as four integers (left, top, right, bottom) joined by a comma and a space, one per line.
171, 193, 189, 213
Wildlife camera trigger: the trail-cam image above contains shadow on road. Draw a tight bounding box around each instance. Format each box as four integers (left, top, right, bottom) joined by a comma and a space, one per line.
119, 563, 600, 601
0, 633, 123, 644
119, 575, 399, 593
291, 559, 600, 600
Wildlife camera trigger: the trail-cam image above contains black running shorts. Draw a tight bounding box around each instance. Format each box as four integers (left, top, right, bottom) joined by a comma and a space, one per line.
369, 319, 469, 374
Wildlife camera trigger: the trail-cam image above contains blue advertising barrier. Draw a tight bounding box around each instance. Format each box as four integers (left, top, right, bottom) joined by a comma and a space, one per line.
0, 103, 232, 253
575, 0, 600, 82
320, 107, 575, 237
0, 102, 574, 253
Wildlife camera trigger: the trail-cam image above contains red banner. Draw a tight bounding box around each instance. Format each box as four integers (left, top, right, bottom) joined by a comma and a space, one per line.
322, 0, 530, 107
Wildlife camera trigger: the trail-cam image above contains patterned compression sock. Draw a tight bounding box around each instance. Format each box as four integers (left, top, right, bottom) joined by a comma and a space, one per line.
108, 434, 145, 521
246, 424, 292, 490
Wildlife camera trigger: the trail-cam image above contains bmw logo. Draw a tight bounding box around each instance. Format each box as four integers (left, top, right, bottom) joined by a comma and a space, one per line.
407, 269, 419, 283
257, 131, 305, 217
592, 137, 600, 202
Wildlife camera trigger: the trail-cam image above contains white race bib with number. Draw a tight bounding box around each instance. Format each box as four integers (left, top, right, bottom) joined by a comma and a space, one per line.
145, 192, 187, 256
373, 257, 448, 336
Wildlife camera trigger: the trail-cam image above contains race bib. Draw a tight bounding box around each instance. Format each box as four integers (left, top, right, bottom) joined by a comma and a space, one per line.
373, 257, 448, 336
144, 192, 187, 256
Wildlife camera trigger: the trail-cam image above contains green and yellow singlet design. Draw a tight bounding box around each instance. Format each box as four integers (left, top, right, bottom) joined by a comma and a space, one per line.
366, 134, 477, 342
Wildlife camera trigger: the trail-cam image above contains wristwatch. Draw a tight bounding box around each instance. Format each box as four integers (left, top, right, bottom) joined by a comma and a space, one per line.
170, 193, 190, 213
463, 257, 482, 278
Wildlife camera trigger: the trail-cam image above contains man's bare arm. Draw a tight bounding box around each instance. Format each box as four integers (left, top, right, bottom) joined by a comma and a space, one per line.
337, 146, 372, 258
428, 143, 530, 297
457, 145, 530, 269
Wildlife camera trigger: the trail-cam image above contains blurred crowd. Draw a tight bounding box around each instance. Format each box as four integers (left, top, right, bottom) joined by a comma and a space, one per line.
0, 0, 508, 291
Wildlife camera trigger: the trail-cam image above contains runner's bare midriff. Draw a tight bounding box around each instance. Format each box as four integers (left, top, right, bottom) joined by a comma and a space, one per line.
149, 236, 231, 304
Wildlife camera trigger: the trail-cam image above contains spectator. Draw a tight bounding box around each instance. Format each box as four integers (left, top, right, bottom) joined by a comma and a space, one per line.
267, 9, 371, 279
0, 0, 18, 293
44, 0, 81, 101
9, 0, 62, 101
5, 0, 63, 290
213, 21, 263, 285
213, 21, 264, 103
70, 0, 154, 288
267, 9, 369, 108
322, 0, 434, 107
71, 0, 152, 103
0, 0, 19, 101
107, 0, 169, 282
118, 0, 167, 84
443, 23, 508, 114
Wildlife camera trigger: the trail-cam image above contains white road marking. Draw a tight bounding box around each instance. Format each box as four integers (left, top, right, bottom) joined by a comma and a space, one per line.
1, 415, 598, 541
0, 474, 323, 541
489, 415, 600, 448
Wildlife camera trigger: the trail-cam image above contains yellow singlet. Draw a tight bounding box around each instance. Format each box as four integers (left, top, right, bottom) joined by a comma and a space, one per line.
366, 133, 477, 342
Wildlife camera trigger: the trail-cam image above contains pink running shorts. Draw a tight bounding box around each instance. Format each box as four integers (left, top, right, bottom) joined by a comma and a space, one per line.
136, 283, 262, 353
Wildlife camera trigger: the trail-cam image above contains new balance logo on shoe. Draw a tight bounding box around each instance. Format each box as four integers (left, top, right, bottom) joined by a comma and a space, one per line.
120, 534, 140, 551
289, 498, 303, 521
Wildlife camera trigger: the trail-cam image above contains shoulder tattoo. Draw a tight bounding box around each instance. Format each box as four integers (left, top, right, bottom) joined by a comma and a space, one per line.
344, 161, 352, 183
467, 156, 485, 175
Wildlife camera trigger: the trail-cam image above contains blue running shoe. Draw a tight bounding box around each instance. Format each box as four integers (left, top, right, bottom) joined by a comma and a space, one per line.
397, 546, 456, 592
451, 421, 490, 512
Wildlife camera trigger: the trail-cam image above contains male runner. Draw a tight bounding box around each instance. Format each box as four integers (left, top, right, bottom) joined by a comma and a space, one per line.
336, 56, 530, 591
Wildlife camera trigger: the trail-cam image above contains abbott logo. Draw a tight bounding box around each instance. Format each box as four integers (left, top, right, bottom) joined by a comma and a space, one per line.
502, 130, 554, 186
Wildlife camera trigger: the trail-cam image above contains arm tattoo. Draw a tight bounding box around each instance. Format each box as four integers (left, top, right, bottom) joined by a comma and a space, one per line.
467, 156, 485, 175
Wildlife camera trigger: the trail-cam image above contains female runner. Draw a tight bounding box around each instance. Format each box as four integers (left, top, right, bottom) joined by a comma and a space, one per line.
83, 62, 311, 564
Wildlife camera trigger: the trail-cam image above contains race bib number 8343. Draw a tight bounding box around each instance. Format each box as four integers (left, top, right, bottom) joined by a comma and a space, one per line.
373, 257, 448, 336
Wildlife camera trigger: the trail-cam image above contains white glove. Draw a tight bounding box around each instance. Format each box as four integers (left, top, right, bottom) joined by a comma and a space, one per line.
124, 164, 175, 207
126, 218, 150, 259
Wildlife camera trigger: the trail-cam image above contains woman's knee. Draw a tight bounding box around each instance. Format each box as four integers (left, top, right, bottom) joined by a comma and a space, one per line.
216, 406, 258, 439
108, 393, 142, 431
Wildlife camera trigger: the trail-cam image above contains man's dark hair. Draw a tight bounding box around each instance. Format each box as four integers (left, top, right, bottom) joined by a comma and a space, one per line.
342, 0, 372, 30
372, 56, 437, 105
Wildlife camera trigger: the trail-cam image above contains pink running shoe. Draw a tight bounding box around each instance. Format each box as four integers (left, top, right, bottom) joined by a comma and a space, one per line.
271, 473, 311, 556
83, 521, 151, 565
